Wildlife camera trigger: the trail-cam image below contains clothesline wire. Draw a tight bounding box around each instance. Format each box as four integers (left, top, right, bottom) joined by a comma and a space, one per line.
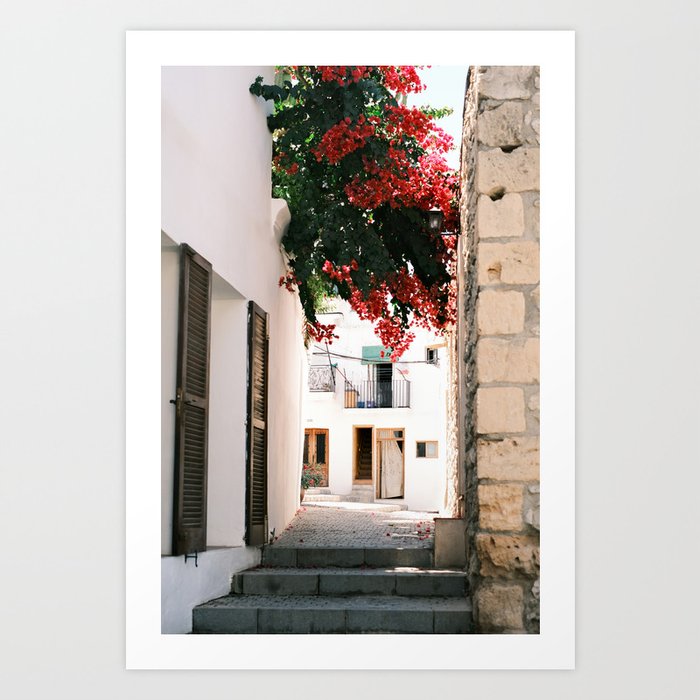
311, 344, 437, 365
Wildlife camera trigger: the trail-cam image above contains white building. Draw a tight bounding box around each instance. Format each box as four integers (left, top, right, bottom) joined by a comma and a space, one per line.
160, 67, 305, 633
303, 300, 448, 513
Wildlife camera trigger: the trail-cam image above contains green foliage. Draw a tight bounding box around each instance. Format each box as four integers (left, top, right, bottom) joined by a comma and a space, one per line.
250, 66, 458, 354
301, 462, 324, 488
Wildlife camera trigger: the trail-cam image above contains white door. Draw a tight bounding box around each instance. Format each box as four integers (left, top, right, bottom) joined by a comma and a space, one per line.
378, 429, 404, 498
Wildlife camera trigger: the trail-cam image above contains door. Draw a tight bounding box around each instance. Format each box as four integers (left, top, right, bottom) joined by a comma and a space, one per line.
172, 244, 212, 556
353, 426, 373, 483
245, 301, 269, 546
377, 428, 404, 498
375, 362, 393, 407
303, 428, 329, 487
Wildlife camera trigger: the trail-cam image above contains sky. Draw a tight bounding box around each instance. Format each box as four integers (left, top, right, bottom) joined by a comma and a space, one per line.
407, 65, 469, 170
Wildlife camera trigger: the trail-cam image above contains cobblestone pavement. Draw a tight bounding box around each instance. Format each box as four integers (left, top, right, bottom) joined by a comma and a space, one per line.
270, 504, 436, 549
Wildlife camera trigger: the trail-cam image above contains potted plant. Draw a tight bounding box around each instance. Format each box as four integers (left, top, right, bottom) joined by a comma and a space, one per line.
300, 462, 324, 502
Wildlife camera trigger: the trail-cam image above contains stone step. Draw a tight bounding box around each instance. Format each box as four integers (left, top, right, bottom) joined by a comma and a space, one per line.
193, 594, 473, 634
344, 488, 375, 503
302, 493, 342, 502
232, 566, 467, 597
262, 546, 433, 569
304, 487, 332, 495
302, 501, 405, 512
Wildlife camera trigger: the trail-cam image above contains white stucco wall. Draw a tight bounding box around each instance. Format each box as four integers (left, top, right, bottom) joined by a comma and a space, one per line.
161, 66, 305, 633
303, 301, 448, 513
161, 546, 260, 634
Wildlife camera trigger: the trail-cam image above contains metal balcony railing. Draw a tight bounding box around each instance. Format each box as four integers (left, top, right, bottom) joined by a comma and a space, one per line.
344, 379, 410, 408
308, 365, 336, 392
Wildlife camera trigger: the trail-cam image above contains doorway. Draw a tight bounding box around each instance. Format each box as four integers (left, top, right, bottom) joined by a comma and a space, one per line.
375, 362, 393, 408
353, 426, 373, 483
303, 428, 329, 487
377, 428, 405, 499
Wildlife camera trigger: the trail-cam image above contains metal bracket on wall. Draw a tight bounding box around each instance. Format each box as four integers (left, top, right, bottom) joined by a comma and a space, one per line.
184, 551, 198, 567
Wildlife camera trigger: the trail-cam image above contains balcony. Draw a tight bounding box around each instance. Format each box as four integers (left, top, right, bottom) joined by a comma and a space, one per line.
308, 365, 336, 392
344, 380, 411, 409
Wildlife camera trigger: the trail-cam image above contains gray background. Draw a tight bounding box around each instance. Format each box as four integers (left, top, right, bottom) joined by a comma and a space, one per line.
1, 1, 698, 698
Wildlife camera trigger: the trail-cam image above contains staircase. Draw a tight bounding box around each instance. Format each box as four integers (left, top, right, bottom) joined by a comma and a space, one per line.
356, 430, 373, 480
192, 545, 472, 634
303, 485, 383, 505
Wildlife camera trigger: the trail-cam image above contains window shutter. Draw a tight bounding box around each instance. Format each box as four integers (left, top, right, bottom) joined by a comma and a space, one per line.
172, 244, 212, 556
246, 301, 269, 546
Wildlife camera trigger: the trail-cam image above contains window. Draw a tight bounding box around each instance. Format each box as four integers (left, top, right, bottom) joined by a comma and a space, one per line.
416, 440, 438, 458
426, 347, 439, 366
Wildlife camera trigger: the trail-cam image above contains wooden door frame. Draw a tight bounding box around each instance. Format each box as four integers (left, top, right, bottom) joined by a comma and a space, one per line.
352, 424, 374, 485
376, 427, 406, 499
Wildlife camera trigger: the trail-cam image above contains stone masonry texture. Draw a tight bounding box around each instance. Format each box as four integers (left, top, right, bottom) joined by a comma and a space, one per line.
459, 66, 540, 633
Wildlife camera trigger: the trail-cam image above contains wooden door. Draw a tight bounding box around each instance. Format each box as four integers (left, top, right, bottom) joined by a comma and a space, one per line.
303, 428, 329, 487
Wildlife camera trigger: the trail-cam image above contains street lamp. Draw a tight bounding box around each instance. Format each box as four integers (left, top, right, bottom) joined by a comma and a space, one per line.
427, 208, 444, 232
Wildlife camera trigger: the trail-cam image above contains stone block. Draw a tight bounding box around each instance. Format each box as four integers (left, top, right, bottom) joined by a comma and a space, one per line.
477, 337, 539, 384
240, 571, 318, 596
395, 572, 467, 597
364, 547, 433, 568
476, 387, 526, 434
262, 547, 297, 567
297, 548, 364, 568
477, 437, 540, 481
478, 483, 524, 531
433, 517, 467, 568
477, 290, 524, 335
434, 608, 473, 633
477, 193, 525, 238
478, 148, 540, 195
478, 241, 539, 285
193, 606, 258, 634
525, 504, 540, 531
476, 584, 524, 631
478, 102, 524, 147
319, 571, 395, 596
346, 608, 433, 634
478, 67, 534, 100
258, 607, 346, 634
475, 534, 540, 577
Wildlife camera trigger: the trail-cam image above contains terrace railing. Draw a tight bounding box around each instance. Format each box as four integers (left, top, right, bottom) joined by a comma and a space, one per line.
344, 379, 410, 409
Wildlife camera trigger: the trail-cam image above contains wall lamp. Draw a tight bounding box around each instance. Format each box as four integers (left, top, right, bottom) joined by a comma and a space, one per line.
427, 209, 459, 236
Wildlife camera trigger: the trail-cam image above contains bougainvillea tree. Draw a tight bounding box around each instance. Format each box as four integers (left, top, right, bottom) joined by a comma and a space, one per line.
250, 65, 458, 359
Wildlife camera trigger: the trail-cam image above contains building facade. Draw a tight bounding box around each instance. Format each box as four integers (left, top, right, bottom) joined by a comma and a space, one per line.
160, 66, 305, 633
303, 300, 448, 513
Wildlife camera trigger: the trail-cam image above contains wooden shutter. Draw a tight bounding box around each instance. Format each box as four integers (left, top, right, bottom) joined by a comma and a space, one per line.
172, 244, 212, 555
246, 301, 269, 546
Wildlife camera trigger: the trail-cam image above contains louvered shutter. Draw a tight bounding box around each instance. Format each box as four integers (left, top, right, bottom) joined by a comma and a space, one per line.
246, 301, 269, 546
172, 244, 212, 556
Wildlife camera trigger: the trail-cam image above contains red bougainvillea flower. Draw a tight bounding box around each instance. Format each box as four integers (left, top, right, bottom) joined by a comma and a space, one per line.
250, 65, 459, 357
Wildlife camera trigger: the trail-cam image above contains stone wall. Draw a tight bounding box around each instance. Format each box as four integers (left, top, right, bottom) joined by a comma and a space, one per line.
458, 66, 540, 633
